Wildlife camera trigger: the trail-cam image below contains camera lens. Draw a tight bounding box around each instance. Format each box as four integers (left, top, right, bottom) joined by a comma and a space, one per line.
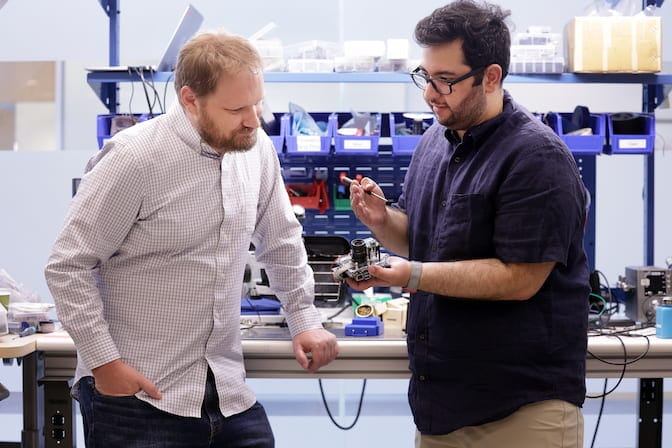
350, 239, 368, 264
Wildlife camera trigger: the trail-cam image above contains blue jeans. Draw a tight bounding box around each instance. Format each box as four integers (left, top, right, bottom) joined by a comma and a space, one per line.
78, 370, 274, 447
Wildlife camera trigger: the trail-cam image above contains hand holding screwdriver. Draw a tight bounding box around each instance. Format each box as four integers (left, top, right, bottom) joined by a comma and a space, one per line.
340, 175, 392, 204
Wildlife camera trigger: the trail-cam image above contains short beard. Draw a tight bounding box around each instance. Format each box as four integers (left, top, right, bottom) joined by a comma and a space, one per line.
434, 86, 487, 131
198, 112, 257, 154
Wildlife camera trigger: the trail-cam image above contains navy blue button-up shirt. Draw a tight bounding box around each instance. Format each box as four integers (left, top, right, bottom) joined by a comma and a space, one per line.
397, 92, 590, 435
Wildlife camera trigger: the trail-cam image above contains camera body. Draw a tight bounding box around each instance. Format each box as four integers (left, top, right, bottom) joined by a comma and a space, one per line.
332, 237, 390, 282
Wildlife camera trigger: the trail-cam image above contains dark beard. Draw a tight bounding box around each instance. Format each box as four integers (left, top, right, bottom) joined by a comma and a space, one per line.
434, 87, 487, 131
198, 112, 257, 153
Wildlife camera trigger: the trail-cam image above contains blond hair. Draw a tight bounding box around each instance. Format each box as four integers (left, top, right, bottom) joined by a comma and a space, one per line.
174, 31, 262, 102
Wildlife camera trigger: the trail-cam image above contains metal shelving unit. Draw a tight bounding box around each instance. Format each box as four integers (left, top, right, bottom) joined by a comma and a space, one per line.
87, 68, 672, 270
87, 70, 672, 111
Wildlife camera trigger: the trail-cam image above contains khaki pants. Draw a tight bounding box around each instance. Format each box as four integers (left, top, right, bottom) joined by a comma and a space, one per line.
415, 400, 584, 448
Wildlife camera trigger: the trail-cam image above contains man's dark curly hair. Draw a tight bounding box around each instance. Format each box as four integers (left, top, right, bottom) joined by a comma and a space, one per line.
414, 0, 511, 83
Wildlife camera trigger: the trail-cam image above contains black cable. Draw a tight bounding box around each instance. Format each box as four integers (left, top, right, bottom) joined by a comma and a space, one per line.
146, 68, 164, 113
325, 302, 350, 320
595, 270, 614, 306
126, 67, 135, 116
585, 330, 629, 448
318, 378, 367, 430
584, 328, 653, 446
586, 330, 652, 399
598, 271, 613, 306
135, 67, 154, 116
589, 378, 608, 448
163, 71, 175, 113
588, 333, 651, 369
586, 333, 628, 398
134, 66, 164, 116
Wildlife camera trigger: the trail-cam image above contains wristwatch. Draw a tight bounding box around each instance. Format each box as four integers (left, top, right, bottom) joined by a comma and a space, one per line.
405, 261, 422, 292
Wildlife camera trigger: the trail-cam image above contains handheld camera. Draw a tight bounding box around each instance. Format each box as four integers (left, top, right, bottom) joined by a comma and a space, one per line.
331, 237, 390, 282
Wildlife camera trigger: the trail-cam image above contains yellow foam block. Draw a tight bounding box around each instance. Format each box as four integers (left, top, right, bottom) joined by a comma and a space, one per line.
565, 16, 661, 73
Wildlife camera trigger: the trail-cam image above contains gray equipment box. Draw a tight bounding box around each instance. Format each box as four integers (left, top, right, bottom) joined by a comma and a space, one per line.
624, 266, 672, 323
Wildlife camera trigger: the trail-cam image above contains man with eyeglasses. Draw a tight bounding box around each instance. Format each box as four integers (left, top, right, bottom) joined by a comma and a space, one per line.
345, 1, 589, 447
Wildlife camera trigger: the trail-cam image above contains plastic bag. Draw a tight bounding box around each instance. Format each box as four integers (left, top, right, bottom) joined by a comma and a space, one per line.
0, 268, 42, 304
289, 102, 327, 136
7, 302, 55, 328
584, 0, 656, 17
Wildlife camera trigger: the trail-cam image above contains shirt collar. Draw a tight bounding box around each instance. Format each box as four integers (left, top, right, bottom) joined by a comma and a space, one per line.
165, 102, 222, 160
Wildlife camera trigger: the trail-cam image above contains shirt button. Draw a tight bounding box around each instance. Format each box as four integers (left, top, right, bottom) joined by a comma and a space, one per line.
453, 156, 461, 163
419, 375, 427, 381
441, 200, 447, 207
419, 334, 426, 340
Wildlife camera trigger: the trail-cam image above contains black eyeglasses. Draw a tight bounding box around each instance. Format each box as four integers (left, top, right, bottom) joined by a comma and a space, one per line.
410, 66, 486, 95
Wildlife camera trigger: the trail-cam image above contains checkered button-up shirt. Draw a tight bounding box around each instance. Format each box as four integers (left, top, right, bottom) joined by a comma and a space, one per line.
45, 103, 322, 417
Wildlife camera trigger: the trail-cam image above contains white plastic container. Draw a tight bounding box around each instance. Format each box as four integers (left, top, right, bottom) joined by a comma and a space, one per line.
7, 302, 54, 328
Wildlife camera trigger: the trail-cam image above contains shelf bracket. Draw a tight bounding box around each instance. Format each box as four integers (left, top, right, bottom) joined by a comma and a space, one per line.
643, 83, 667, 113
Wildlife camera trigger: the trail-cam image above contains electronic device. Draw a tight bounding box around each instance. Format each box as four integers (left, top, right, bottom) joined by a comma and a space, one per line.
43, 381, 76, 448
241, 236, 352, 311
304, 236, 351, 307
85, 4, 204, 73
620, 266, 672, 323
332, 237, 390, 282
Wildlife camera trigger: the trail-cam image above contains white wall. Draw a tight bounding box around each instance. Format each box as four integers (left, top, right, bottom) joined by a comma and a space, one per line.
0, 150, 96, 300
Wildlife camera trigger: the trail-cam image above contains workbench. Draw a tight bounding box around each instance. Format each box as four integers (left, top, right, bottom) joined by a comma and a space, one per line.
2, 326, 670, 448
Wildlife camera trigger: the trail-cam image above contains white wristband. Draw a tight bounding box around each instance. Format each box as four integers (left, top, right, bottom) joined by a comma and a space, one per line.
405, 261, 423, 292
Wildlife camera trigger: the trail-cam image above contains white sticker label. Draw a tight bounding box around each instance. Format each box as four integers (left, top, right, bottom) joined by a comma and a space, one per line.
619, 139, 647, 150
343, 139, 372, 150
296, 136, 322, 152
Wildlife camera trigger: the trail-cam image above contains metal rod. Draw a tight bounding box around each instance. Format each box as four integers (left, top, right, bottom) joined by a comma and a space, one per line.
340, 176, 389, 203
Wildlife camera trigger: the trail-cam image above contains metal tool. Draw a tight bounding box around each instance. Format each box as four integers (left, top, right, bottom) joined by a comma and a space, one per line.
340, 176, 389, 203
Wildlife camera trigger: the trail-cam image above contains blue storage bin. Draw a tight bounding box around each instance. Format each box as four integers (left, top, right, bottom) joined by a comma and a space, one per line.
333, 113, 381, 156
553, 112, 606, 155
96, 114, 119, 148
284, 112, 333, 156
605, 113, 655, 155
376, 165, 396, 183
389, 112, 434, 156
96, 113, 155, 149
304, 211, 331, 232
263, 112, 286, 154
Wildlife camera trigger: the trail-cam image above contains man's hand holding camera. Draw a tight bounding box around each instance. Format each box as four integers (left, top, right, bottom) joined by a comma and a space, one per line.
342, 256, 414, 291
340, 176, 420, 292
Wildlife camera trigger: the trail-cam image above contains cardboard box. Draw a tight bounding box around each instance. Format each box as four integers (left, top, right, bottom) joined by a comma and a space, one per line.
382, 298, 409, 332
565, 16, 661, 73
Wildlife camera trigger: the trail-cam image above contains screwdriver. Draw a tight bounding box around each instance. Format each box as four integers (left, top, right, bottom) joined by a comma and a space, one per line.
340, 175, 391, 204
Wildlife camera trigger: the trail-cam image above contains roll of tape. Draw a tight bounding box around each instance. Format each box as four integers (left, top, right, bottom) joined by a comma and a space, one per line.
610, 112, 646, 135
355, 304, 374, 318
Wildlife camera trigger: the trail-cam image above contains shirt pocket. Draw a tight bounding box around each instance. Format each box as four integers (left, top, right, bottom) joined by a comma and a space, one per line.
436, 193, 494, 259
